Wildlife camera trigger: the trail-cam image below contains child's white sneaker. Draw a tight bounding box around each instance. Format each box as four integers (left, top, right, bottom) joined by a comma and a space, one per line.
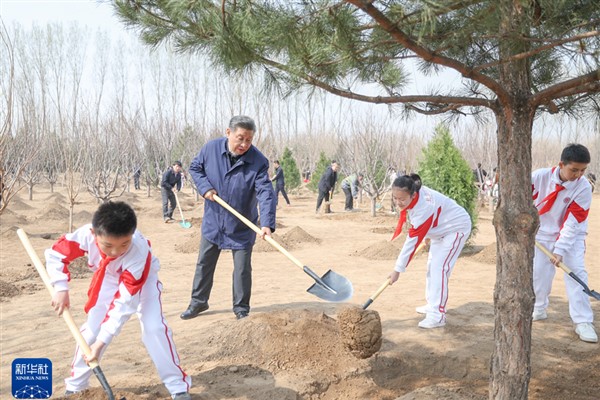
418, 316, 446, 329
575, 323, 598, 343
532, 309, 547, 321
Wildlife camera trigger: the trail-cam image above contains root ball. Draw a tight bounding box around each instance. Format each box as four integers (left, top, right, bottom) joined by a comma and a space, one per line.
337, 306, 382, 359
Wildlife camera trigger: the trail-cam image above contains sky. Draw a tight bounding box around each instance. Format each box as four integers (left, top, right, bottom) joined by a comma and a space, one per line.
1, 0, 597, 156
1, 0, 122, 31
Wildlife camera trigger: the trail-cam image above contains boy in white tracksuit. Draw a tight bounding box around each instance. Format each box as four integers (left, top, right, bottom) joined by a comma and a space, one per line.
388, 174, 472, 329
45, 201, 192, 398
531, 143, 597, 343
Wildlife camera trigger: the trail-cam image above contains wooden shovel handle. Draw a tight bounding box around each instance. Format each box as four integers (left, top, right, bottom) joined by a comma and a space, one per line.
534, 241, 573, 274
213, 194, 305, 270
362, 240, 427, 309
16, 229, 99, 369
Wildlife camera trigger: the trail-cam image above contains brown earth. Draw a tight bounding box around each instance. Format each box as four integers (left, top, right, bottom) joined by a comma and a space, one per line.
1, 184, 599, 399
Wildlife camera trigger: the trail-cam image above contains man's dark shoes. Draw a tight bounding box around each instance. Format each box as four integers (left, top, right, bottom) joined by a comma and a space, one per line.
235, 311, 249, 320
180, 304, 209, 320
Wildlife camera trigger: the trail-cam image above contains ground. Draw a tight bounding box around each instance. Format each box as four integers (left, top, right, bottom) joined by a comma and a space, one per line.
1, 185, 599, 400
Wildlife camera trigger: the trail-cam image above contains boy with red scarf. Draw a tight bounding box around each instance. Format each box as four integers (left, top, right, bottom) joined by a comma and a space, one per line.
532, 143, 596, 343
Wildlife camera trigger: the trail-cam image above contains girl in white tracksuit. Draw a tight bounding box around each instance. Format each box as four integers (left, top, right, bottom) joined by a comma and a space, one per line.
531, 143, 596, 343
388, 174, 472, 329
45, 202, 191, 397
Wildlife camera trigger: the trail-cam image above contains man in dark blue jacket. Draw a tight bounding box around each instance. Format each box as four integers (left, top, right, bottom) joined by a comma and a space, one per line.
160, 161, 183, 222
181, 116, 276, 320
316, 161, 340, 213
270, 160, 291, 207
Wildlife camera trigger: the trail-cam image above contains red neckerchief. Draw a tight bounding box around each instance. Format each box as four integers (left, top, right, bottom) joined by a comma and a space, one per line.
391, 192, 420, 241
537, 183, 565, 215
84, 245, 115, 313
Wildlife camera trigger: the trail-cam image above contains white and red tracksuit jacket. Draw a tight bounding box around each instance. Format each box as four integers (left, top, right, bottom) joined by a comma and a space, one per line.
394, 186, 471, 272
532, 167, 591, 257
44, 224, 158, 345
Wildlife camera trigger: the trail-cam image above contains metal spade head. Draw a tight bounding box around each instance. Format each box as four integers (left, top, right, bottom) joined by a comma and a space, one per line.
179, 221, 192, 229
307, 269, 354, 302
585, 288, 600, 301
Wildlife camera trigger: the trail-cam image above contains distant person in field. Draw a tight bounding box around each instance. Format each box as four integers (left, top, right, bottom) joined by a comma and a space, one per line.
531, 143, 596, 343
180, 115, 276, 321
315, 161, 340, 213
161, 161, 183, 223
133, 166, 141, 190
341, 172, 363, 211
45, 201, 191, 399
388, 174, 471, 329
270, 160, 290, 207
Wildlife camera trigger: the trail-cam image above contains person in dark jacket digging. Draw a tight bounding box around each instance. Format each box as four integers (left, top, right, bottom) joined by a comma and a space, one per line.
316, 161, 340, 213
180, 115, 276, 321
271, 159, 291, 207
161, 161, 183, 222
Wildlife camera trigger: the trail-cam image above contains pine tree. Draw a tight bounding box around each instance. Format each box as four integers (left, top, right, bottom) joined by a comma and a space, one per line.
308, 152, 331, 193
418, 124, 478, 237
280, 147, 301, 191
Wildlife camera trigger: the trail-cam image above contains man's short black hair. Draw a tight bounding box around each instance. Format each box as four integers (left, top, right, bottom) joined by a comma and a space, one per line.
173, 161, 182, 167
561, 143, 590, 165
92, 201, 137, 237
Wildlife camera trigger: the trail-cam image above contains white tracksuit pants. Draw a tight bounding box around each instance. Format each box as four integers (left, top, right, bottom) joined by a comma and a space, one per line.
65, 274, 191, 394
424, 230, 469, 323
533, 238, 594, 324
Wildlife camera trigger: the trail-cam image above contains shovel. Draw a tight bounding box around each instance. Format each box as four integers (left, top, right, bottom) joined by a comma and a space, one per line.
173, 190, 192, 229
16, 229, 117, 400
535, 241, 600, 301
362, 240, 427, 309
213, 194, 353, 302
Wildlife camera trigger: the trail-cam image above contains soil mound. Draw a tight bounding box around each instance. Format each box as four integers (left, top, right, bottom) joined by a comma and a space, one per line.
371, 226, 395, 235
203, 309, 370, 388
337, 306, 382, 359
73, 210, 93, 222
253, 233, 289, 252
6, 198, 34, 211
69, 256, 94, 279
282, 226, 320, 246
0, 280, 20, 300
38, 203, 69, 220
45, 192, 67, 202
470, 242, 496, 264
174, 230, 201, 254
353, 240, 400, 260
1, 225, 20, 239
1, 209, 28, 224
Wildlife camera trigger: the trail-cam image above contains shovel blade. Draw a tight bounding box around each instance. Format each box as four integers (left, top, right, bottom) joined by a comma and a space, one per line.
307, 269, 353, 302
179, 221, 192, 229
586, 289, 600, 301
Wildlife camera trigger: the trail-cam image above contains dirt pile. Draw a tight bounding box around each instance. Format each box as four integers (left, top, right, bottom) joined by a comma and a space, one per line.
0, 280, 20, 300
69, 256, 94, 279
202, 309, 371, 395
470, 242, 497, 264
174, 230, 201, 254
282, 226, 320, 246
38, 203, 69, 220
45, 192, 67, 202
6, 198, 34, 211
253, 233, 289, 252
337, 306, 382, 359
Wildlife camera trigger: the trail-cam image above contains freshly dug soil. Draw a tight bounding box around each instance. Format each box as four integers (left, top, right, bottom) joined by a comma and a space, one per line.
337, 306, 383, 359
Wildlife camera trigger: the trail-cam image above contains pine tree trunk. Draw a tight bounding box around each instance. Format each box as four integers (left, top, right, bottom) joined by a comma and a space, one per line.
490, 4, 539, 398
490, 109, 538, 399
